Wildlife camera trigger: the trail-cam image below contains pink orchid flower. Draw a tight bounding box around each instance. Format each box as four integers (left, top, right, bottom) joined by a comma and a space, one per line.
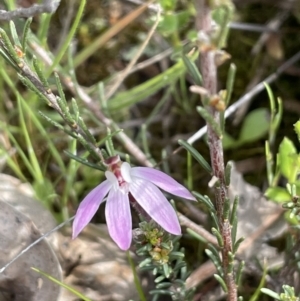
72, 155, 196, 250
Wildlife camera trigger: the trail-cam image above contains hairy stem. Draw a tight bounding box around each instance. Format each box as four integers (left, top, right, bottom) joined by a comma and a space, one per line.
195, 1, 237, 300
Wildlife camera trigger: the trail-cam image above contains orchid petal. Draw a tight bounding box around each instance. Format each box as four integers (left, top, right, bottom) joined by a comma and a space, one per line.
131, 167, 196, 200
129, 178, 181, 235
106, 189, 132, 250
72, 180, 112, 239
121, 162, 132, 183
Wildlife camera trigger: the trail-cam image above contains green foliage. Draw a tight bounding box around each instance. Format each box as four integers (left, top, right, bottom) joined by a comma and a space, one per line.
135, 221, 194, 301
294, 120, 300, 141
261, 285, 299, 301
223, 108, 270, 149
278, 137, 299, 183
31, 267, 93, 301
265, 136, 300, 204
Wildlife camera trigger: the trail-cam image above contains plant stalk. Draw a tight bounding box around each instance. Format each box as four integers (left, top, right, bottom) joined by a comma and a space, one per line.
195, 1, 237, 300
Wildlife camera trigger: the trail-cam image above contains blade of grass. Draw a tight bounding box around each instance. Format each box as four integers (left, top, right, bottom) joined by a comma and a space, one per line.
127, 251, 147, 301
1, 64, 66, 173
21, 100, 66, 173
73, 0, 154, 68
31, 267, 93, 301
1, 121, 36, 178
46, 0, 86, 76
107, 59, 187, 111
61, 139, 79, 220
17, 94, 44, 184
37, 13, 52, 46
0, 147, 27, 182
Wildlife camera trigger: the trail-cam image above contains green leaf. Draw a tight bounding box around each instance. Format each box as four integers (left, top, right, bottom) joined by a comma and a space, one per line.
107, 60, 187, 111
294, 120, 300, 141
264, 187, 291, 203
238, 108, 269, 144
158, 14, 178, 36
278, 137, 299, 182
260, 288, 280, 300
31, 267, 93, 301
178, 139, 211, 173
160, 0, 176, 10
182, 53, 202, 85
222, 132, 236, 149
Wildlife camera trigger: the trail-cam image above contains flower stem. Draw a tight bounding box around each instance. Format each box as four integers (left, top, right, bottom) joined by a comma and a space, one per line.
195, 1, 237, 300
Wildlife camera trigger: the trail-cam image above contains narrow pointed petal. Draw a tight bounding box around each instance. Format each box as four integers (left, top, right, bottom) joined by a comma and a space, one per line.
72, 180, 112, 239
131, 167, 196, 200
106, 189, 132, 250
129, 178, 181, 235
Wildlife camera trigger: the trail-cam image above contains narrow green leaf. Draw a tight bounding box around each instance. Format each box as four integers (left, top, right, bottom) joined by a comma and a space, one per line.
260, 288, 280, 300
236, 260, 244, 286
193, 191, 215, 211
225, 161, 233, 186
214, 274, 228, 292
231, 215, 238, 245
71, 98, 80, 121
9, 21, 21, 47
105, 128, 115, 157
178, 139, 212, 174
0, 27, 22, 66
18, 102, 66, 173
182, 52, 202, 85
56, 96, 75, 125
249, 263, 267, 301
228, 251, 234, 273
163, 263, 171, 278
17, 94, 44, 183
186, 228, 208, 243
155, 275, 166, 283
212, 227, 223, 247
33, 56, 50, 90
197, 106, 223, 138
46, 0, 86, 76
211, 212, 219, 230
233, 237, 244, 254
78, 117, 97, 144
208, 244, 221, 265
18, 74, 50, 104
107, 60, 186, 111
31, 267, 93, 301
22, 17, 32, 54
205, 249, 223, 275
265, 141, 274, 186
225, 63, 236, 105
54, 72, 67, 105
223, 198, 230, 220
230, 196, 239, 225
156, 282, 172, 289
127, 251, 147, 301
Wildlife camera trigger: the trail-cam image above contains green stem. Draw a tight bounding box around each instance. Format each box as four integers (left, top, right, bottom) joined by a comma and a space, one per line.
46, 0, 86, 77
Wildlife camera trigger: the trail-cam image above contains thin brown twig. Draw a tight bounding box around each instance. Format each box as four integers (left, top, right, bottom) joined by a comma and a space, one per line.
108, 47, 173, 86
105, 7, 162, 100
178, 212, 218, 246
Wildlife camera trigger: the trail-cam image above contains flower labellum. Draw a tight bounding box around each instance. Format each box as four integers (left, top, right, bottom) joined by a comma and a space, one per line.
72, 155, 196, 250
